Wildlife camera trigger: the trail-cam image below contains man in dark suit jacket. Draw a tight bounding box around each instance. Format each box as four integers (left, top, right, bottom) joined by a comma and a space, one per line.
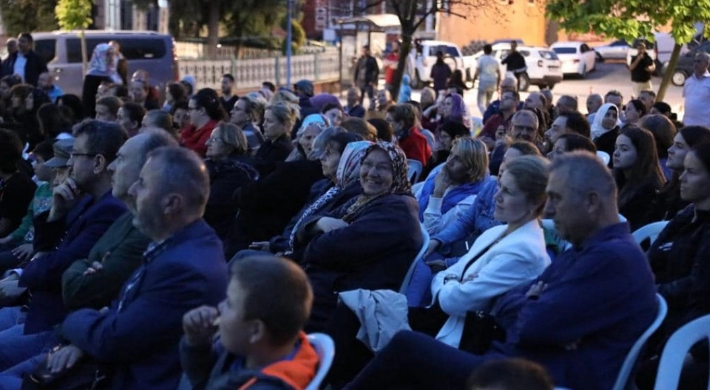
57, 147, 228, 390
0, 121, 128, 374
3, 33, 48, 86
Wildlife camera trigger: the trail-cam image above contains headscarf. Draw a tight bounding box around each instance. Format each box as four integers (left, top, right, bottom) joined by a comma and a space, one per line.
448, 93, 467, 121
310, 93, 342, 112
289, 141, 372, 248
87, 43, 120, 83
417, 164, 492, 220
591, 103, 621, 140
297, 114, 330, 137
342, 142, 412, 222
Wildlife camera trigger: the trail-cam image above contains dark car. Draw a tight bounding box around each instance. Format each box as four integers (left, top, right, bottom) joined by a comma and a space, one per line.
664, 41, 710, 86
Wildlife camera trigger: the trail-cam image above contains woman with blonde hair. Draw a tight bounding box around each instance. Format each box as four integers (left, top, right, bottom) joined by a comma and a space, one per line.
416, 137, 494, 235
203, 122, 258, 239
254, 102, 299, 175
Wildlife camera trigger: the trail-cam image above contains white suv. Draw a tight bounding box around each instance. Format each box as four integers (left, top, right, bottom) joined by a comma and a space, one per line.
471, 44, 563, 91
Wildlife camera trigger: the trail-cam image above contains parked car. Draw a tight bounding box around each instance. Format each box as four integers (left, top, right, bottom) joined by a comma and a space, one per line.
470, 44, 563, 91
32, 30, 178, 96
550, 41, 596, 78
593, 39, 630, 61
411, 40, 476, 89
663, 41, 710, 86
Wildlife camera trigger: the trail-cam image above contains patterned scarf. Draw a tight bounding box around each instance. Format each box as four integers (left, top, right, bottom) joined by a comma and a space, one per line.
342, 142, 412, 223
289, 141, 372, 248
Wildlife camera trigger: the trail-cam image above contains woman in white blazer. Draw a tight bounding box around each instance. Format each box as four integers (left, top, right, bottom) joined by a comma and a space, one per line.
431, 155, 552, 348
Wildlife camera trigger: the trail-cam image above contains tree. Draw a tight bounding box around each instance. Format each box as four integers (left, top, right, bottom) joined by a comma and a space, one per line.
56, 0, 93, 73
546, 0, 710, 101
281, 17, 306, 54
363, 0, 534, 99
0, 0, 58, 36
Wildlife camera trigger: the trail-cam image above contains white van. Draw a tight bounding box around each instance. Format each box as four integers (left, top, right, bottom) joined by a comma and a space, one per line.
33, 30, 178, 96
411, 40, 476, 89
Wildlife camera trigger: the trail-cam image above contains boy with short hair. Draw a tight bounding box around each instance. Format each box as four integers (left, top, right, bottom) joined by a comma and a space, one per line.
181, 255, 318, 389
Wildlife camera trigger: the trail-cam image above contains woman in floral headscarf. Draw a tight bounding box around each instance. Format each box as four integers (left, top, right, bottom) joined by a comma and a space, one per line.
298, 141, 423, 331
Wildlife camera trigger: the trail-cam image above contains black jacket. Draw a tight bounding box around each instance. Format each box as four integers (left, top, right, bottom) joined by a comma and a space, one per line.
224, 159, 324, 258
353, 55, 379, 85
299, 194, 422, 331
2, 50, 48, 86
618, 179, 663, 232
594, 127, 619, 166
203, 156, 258, 240
649, 205, 710, 336
254, 134, 293, 177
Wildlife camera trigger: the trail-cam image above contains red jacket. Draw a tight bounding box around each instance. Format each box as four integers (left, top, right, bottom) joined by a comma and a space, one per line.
399, 127, 432, 166
180, 120, 219, 157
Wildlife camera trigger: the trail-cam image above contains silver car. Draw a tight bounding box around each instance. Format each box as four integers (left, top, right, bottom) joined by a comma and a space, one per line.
593, 39, 630, 61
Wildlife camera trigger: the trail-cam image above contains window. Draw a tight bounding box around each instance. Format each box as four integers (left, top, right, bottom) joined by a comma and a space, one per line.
552, 47, 577, 54
538, 50, 559, 60
67, 37, 167, 63
34, 39, 57, 64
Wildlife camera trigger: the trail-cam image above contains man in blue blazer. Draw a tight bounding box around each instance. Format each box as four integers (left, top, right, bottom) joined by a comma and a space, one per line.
0, 121, 128, 370
345, 152, 658, 390
50, 147, 228, 390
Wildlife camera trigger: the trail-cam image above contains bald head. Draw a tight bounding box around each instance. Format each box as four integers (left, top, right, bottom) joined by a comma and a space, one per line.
525, 92, 546, 111
501, 77, 517, 93
586, 94, 602, 115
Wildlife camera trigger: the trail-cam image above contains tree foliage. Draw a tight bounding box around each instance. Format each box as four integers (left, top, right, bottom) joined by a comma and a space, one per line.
0, 0, 58, 36
55, 0, 93, 30
546, 0, 710, 100
132, 0, 302, 57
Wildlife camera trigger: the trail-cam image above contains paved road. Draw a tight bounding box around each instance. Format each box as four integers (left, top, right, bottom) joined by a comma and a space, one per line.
370, 62, 685, 118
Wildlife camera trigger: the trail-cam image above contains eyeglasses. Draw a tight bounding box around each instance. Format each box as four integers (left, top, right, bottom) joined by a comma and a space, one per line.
206, 136, 224, 144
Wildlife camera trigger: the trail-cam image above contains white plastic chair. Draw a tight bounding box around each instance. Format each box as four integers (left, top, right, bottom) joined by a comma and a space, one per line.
399, 223, 430, 294
305, 333, 335, 390
612, 294, 667, 390
420, 129, 436, 152
654, 313, 710, 390
632, 221, 669, 246
540, 219, 572, 252
407, 159, 423, 183
596, 151, 611, 166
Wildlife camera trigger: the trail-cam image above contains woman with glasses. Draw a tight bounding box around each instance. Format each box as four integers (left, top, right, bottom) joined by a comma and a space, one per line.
203, 122, 258, 239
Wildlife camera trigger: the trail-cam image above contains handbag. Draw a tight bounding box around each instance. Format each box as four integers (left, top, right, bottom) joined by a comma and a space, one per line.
459, 310, 506, 354
456, 239, 506, 354
21, 353, 108, 390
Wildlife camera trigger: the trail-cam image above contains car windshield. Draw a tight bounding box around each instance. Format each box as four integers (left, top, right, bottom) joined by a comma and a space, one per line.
553, 47, 577, 54
539, 50, 559, 60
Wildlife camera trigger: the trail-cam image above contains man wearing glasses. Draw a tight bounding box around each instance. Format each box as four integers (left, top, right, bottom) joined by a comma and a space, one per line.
682, 52, 710, 126
0, 121, 128, 372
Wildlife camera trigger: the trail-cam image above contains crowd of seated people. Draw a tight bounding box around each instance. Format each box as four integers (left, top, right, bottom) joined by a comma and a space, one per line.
0, 33, 708, 390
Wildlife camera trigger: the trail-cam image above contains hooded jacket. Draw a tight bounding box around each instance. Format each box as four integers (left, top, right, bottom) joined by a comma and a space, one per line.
180, 332, 318, 390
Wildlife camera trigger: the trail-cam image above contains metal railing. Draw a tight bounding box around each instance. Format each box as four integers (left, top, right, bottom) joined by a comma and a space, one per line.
178, 51, 341, 91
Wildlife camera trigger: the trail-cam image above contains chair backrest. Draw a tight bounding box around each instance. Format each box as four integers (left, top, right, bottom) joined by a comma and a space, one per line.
420, 129, 436, 151
612, 294, 667, 390
596, 151, 611, 166
654, 313, 710, 390
407, 159, 424, 183
632, 221, 669, 246
399, 223, 430, 294
540, 219, 571, 252
305, 333, 335, 390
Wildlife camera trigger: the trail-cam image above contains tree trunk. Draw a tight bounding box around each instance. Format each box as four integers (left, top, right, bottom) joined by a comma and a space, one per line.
391, 32, 413, 101
656, 43, 683, 102
206, 0, 220, 59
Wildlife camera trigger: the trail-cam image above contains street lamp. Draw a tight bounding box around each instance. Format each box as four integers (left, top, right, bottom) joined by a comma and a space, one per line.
286, 0, 293, 87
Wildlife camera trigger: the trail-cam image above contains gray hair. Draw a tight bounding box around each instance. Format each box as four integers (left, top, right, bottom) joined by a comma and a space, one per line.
310, 126, 348, 159
147, 146, 210, 216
